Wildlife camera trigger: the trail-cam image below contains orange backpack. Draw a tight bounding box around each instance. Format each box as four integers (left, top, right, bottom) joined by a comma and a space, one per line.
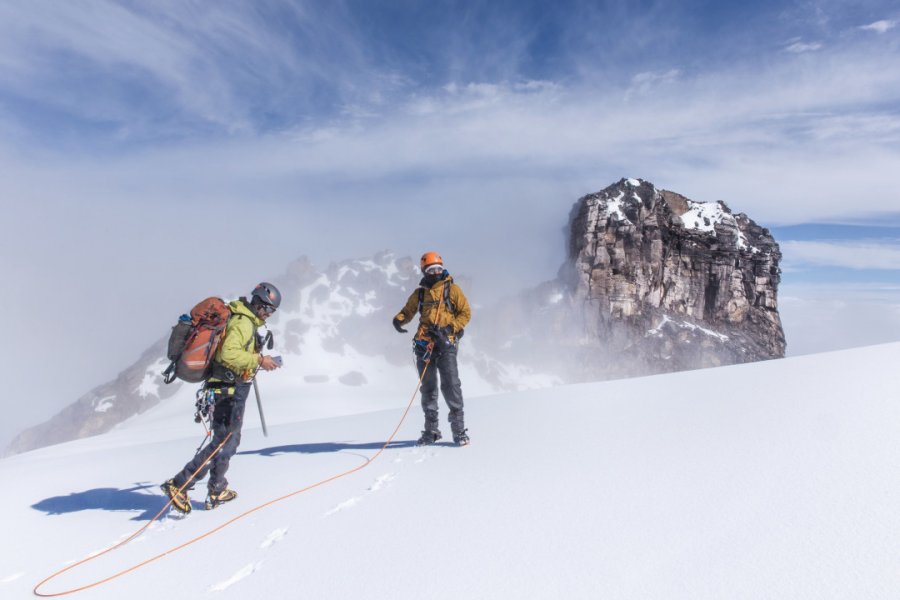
162, 297, 232, 384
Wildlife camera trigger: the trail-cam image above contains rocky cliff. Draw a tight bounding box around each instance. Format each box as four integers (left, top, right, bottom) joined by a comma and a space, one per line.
478, 177, 785, 380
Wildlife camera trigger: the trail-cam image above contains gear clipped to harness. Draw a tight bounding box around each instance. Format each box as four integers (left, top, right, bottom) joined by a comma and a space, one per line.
194, 386, 216, 424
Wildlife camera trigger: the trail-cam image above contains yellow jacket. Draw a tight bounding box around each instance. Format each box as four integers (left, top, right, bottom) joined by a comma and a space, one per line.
211, 299, 263, 382
394, 274, 471, 342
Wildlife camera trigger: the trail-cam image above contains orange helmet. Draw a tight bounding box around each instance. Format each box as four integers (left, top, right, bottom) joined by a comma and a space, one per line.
420, 251, 443, 272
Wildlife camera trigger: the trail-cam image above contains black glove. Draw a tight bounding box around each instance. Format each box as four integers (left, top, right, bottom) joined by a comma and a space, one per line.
392, 317, 408, 333
429, 325, 453, 347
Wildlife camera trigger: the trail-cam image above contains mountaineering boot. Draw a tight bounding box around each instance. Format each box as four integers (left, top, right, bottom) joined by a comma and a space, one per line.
416, 429, 442, 446
205, 488, 238, 510
453, 429, 470, 447
161, 479, 192, 514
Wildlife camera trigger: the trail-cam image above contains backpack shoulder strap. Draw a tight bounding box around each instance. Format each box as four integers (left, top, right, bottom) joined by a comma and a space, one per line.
443, 282, 455, 313
417, 283, 455, 314
229, 312, 259, 351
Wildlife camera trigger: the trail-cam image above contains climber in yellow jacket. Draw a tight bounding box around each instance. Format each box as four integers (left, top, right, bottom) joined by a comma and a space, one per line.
393, 252, 472, 446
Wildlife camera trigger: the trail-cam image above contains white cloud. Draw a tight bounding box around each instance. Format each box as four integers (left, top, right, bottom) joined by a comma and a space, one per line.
785, 41, 823, 53
860, 20, 898, 34
780, 298, 900, 355
779, 282, 900, 355
781, 240, 900, 270
627, 69, 681, 97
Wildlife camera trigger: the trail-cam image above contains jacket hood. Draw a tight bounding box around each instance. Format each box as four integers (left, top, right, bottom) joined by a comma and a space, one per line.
230, 297, 264, 326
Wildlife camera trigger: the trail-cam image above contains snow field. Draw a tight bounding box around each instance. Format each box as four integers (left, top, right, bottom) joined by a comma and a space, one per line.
3, 343, 900, 599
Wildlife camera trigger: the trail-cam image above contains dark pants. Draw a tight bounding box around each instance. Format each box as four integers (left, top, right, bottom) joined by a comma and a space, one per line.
172, 382, 250, 494
415, 343, 465, 435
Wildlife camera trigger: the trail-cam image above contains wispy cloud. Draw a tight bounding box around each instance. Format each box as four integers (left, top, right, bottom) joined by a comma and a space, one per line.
626, 69, 682, 99
4, 34, 900, 224
860, 19, 898, 33
784, 40, 824, 53
782, 240, 900, 270
0, 1, 401, 141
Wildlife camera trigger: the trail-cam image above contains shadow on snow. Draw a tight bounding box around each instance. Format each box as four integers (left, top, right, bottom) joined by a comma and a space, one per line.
32, 440, 447, 519
30, 483, 191, 521
237, 440, 422, 456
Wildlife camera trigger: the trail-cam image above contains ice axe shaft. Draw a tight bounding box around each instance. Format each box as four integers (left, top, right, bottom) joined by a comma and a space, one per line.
252, 378, 269, 437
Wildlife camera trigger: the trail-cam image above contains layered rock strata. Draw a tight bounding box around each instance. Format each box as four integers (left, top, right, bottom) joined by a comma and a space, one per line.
561, 177, 785, 375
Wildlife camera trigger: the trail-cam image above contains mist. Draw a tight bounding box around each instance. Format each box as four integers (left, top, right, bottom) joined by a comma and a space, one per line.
1, 176, 578, 450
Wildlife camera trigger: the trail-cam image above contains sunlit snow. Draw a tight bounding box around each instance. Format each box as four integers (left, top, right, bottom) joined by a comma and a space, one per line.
4, 343, 899, 599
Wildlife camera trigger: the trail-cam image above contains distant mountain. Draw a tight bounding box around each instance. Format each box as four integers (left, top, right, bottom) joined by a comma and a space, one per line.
4, 252, 552, 456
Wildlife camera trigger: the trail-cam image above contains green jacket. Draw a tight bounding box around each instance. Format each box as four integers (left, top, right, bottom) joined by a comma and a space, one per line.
394, 274, 471, 343
211, 299, 264, 382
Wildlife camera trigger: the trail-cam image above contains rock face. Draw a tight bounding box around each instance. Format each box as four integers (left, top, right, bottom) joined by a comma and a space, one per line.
563, 177, 784, 376
475, 178, 785, 381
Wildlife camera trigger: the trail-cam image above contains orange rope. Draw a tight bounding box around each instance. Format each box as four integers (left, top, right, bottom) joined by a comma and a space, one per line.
33, 358, 432, 597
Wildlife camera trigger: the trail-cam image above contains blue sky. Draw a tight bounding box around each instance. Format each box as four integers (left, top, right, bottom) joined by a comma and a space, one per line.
1, 0, 900, 445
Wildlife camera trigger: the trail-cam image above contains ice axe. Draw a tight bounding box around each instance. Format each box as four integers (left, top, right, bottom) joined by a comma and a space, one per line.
253, 330, 274, 437
253, 378, 269, 437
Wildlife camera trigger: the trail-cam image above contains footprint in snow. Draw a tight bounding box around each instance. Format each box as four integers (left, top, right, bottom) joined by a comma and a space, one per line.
1, 573, 24, 584
137, 516, 178, 540
413, 449, 438, 464
324, 496, 361, 516
63, 544, 113, 567
208, 561, 263, 592
260, 528, 288, 549
80, 536, 127, 562
324, 472, 397, 516
368, 473, 396, 492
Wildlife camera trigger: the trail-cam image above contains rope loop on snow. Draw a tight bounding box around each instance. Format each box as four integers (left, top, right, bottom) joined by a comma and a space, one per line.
33, 359, 433, 597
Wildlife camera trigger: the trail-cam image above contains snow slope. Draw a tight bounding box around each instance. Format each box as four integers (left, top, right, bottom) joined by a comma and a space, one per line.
2, 343, 900, 599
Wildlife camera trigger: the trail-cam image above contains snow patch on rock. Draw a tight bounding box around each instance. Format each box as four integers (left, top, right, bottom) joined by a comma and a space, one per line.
94, 396, 115, 413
